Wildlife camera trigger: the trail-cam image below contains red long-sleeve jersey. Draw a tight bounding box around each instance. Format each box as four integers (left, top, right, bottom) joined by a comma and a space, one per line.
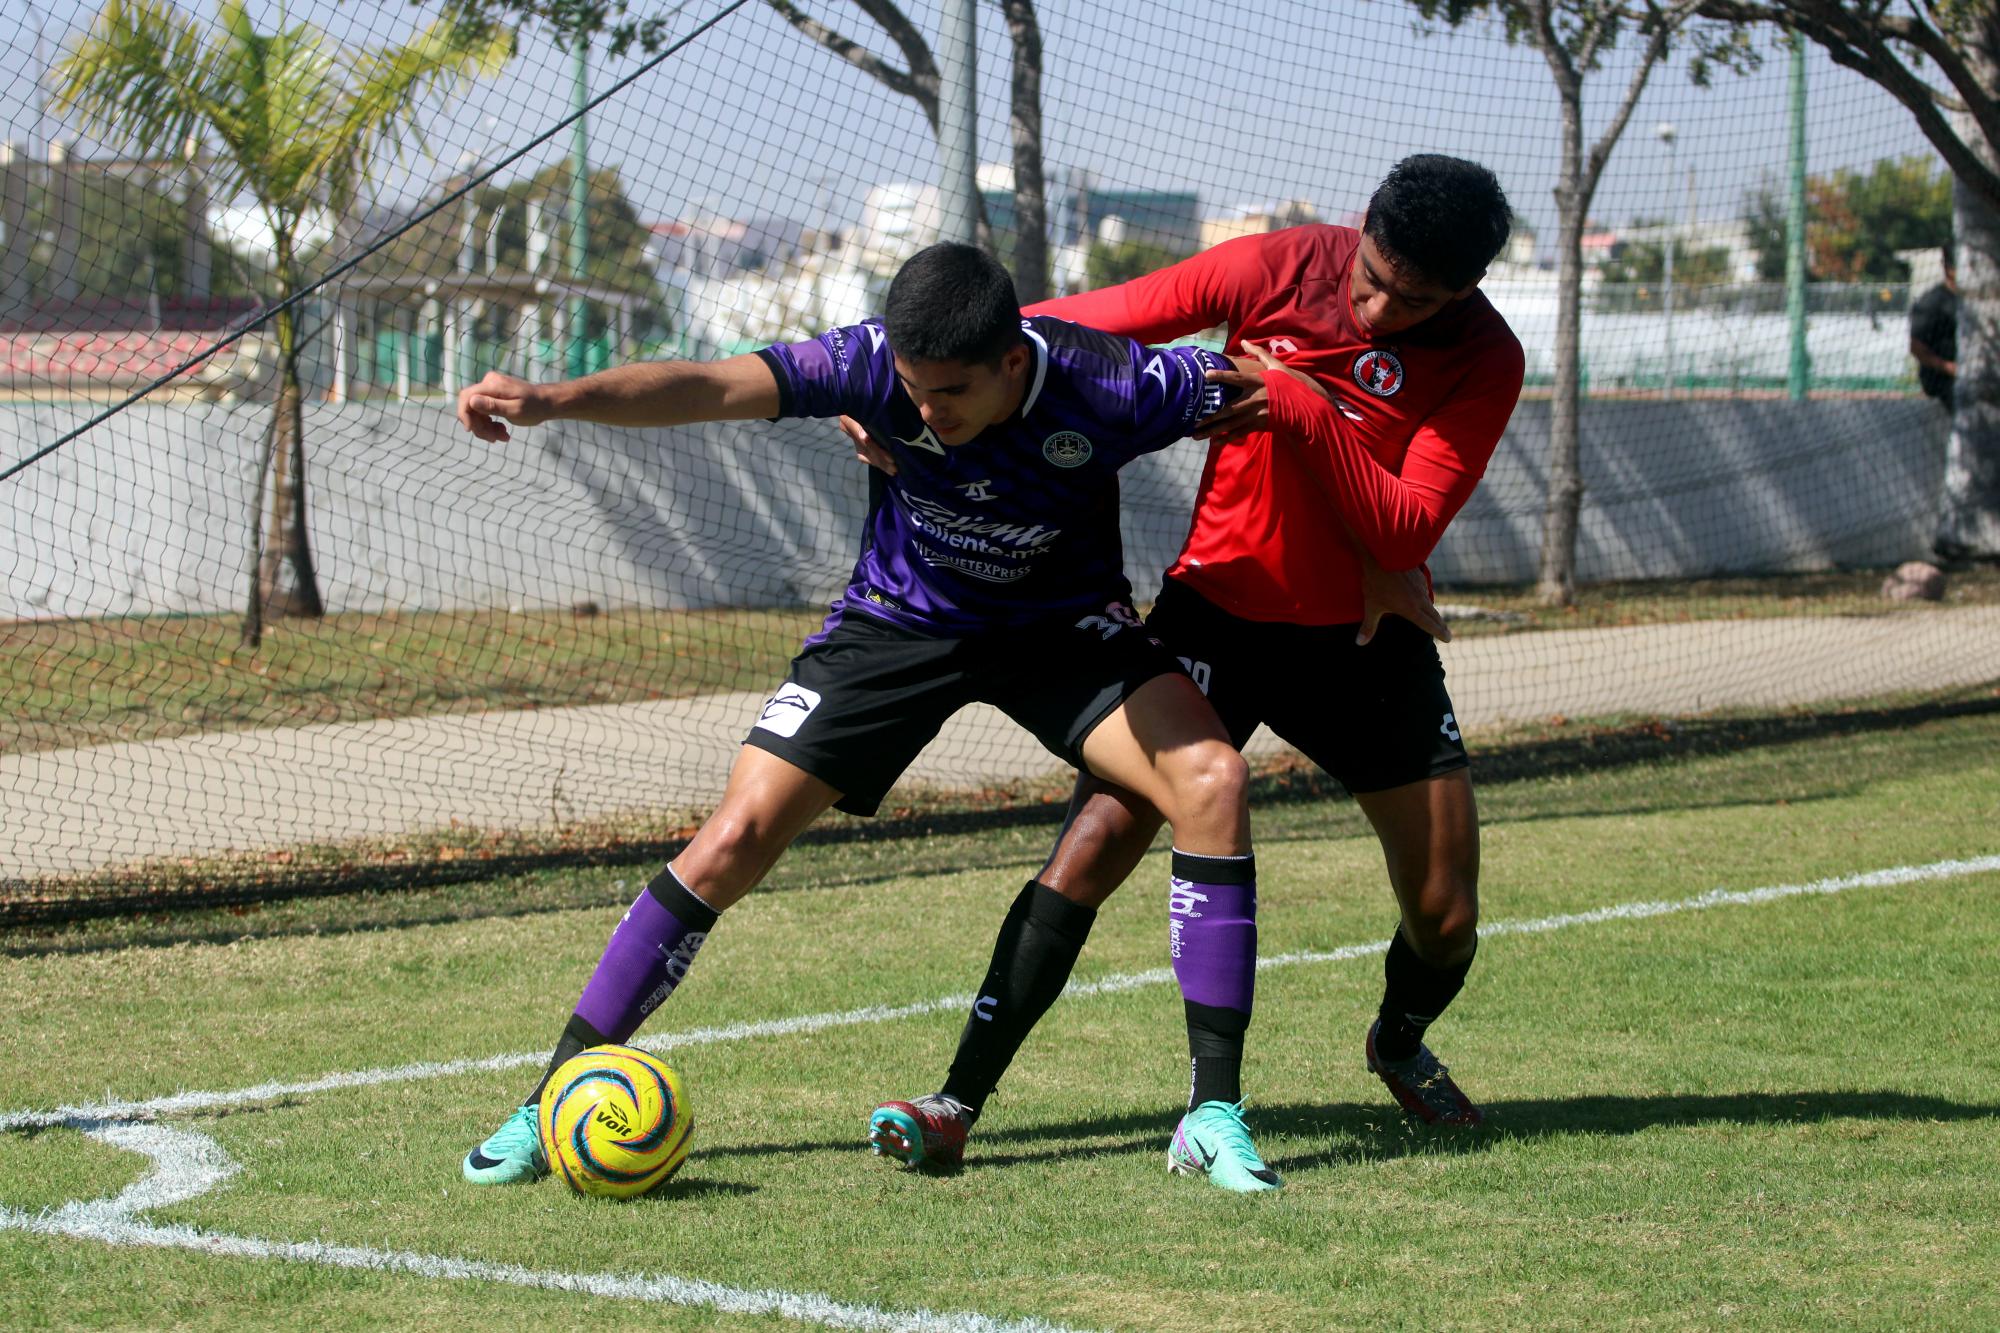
1027, 225, 1524, 625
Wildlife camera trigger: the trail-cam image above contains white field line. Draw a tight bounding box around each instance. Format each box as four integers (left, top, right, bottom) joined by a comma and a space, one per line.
4, 853, 1996, 1138
0, 1122, 1084, 1333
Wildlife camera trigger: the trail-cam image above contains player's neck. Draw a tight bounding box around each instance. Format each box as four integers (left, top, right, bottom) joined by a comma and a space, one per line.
996, 355, 1030, 423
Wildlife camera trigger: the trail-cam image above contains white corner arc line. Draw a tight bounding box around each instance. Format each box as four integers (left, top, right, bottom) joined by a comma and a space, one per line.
3, 854, 1995, 1136
0, 1124, 1086, 1333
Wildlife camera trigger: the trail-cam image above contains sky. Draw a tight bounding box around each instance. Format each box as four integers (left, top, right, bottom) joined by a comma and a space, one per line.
0, 0, 1940, 263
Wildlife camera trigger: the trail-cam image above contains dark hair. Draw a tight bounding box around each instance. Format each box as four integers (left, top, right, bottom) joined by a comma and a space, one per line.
1942, 241, 1956, 272
884, 242, 1022, 366
1364, 154, 1513, 291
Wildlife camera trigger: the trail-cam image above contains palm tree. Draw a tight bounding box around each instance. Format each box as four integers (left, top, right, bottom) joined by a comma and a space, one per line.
57, 0, 509, 645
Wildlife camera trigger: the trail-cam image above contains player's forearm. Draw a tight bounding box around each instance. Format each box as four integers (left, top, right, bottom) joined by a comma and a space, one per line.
1910, 340, 1954, 374
543, 355, 779, 427
1268, 379, 1455, 570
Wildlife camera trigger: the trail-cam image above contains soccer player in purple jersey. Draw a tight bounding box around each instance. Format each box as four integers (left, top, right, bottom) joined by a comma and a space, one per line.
450, 243, 1283, 1192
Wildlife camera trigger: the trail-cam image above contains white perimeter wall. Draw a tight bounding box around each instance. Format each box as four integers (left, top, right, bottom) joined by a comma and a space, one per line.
0, 397, 1947, 621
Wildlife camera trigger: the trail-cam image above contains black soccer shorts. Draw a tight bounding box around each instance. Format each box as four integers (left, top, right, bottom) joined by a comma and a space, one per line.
742, 601, 1186, 816
1144, 578, 1470, 794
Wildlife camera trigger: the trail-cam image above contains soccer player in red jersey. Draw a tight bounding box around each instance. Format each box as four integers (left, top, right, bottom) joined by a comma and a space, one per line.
862, 155, 1524, 1162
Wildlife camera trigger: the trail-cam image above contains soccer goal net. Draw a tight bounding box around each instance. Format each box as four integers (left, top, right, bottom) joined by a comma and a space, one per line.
2, 0, 1993, 918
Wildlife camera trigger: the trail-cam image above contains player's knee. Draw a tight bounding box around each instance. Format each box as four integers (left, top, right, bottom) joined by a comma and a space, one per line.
685, 811, 782, 887
1163, 742, 1248, 835
1043, 789, 1162, 902
1405, 890, 1479, 965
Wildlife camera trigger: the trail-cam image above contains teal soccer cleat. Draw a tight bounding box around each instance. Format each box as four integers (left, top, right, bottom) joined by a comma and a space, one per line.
461, 1104, 549, 1185
1167, 1100, 1283, 1193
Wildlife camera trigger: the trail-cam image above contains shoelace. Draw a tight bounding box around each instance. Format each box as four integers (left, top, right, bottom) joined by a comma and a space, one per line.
488, 1105, 540, 1153
1402, 1048, 1453, 1089
1197, 1101, 1265, 1165
908, 1094, 967, 1125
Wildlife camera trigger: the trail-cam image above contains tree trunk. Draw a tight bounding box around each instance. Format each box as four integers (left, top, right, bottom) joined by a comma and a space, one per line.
242, 272, 325, 648
999, 0, 1047, 303
1940, 65, 2000, 560
258, 346, 326, 619
241, 409, 275, 650
1537, 92, 1589, 606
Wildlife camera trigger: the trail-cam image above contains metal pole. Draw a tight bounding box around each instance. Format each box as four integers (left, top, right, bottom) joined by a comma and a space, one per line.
935, 0, 980, 245
1785, 34, 1810, 401
568, 38, 591, 377
0, 143, 28, 318
1657, 123, 1676, 400
183, 136, 211, 303
396, 305, 412, 401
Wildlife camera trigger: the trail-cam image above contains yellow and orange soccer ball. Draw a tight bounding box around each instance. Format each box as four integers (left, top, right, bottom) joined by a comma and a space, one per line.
536, 1045, 694, 1199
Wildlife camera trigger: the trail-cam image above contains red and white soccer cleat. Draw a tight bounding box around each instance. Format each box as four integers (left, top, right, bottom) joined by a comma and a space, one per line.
869, 1093, 971, 1170
1366, 1019, 1485, 1126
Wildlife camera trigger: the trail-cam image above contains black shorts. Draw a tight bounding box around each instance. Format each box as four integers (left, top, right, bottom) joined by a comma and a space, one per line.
743, 602, 1184, 816
1146, 579, 1469, 794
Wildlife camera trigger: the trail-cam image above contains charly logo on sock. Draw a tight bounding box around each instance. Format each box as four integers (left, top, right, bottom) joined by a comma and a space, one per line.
1168, 878, 1207, 961
1168, 878, 1207, 918
640, 931, 709, 1015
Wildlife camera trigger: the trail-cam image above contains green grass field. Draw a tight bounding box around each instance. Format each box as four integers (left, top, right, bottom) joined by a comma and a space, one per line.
4, 706, 1998, 1330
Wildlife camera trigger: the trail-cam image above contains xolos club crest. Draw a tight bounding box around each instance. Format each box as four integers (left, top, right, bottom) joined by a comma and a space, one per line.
1352, 348, 1406, 397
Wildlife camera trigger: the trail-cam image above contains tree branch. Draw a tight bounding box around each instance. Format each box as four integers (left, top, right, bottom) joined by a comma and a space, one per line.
762, 0, 937, 127
1573, 3, 1614, 71
1698, 0, 2000, 213
1528, 0, 1581, 96
1582, 11, 1676, 199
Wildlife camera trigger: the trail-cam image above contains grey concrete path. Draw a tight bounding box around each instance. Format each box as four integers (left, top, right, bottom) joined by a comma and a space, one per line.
6, 607, 1997, 878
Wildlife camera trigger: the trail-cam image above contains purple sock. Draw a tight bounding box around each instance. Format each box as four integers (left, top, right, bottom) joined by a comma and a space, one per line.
573, 868, 720, 1042
1168, 852, 1257, 1014
1169, 850, 1256, 1107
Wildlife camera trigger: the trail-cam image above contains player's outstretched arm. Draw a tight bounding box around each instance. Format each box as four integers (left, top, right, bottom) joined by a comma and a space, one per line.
456, 355, 782, 442
1026, 231, 1264, 345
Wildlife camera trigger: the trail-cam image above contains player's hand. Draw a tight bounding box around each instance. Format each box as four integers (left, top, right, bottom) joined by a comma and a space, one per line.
1193, 371, 1268, 444
1358, 553, 1451, 646
457, 371, 551, 443
1238, 339, 1331, 398
838, 414, 898, 476
1197, 340, 1327, 442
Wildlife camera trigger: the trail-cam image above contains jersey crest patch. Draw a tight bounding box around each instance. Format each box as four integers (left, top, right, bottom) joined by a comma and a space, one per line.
1042, 431, 1093, 468
1353, 349, 1405, 397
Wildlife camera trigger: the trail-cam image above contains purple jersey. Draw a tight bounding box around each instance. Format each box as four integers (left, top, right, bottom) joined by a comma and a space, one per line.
757, 315, 1229, 637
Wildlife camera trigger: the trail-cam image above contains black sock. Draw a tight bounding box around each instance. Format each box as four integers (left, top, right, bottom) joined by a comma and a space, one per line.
1374, 927, 1476, 1062
1185, 1000, 1247, 1108
525, 1012, 609, 1106
940, 880, 1098, 1119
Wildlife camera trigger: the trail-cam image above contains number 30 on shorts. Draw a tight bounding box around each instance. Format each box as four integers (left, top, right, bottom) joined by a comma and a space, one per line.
1177, 656, 1213, 695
